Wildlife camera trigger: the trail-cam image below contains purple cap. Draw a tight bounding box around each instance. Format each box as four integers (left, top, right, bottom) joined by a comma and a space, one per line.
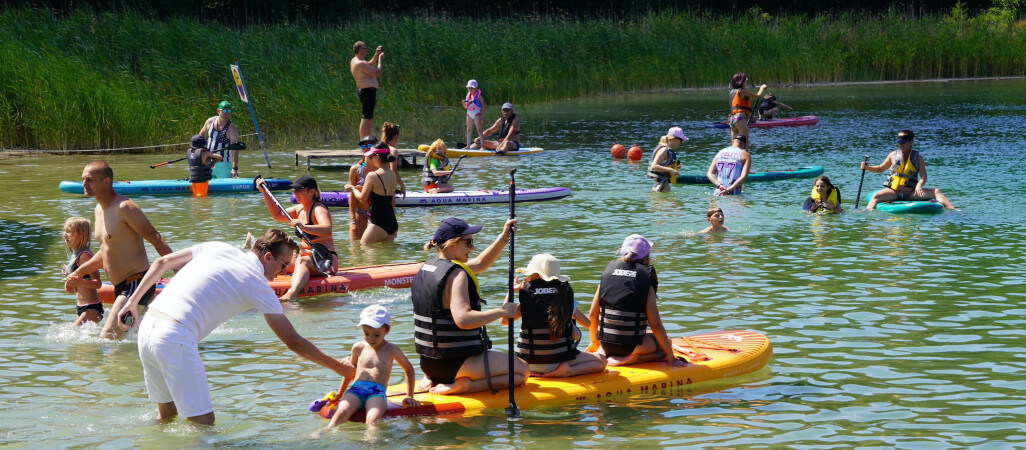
432, 217, 483, 244
466, 79, 478, 88
667, 127, 688, 142
619, 234, 651, 260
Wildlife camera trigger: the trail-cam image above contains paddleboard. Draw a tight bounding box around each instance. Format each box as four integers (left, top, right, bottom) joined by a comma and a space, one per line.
97, 262, 422, 303
866, 191, 944, 214
675, 166, 824, 184
296, 187, 572, 208
58, 177, 292, 196
416, 144, 543, 158
706, 115, 819, 129
316, 329, 771, 422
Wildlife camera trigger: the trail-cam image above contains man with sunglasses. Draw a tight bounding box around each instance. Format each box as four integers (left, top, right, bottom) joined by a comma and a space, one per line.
350, 41, 384, 140
199, 100, 241, 179
116, 228, 354, 426
471, 102, 521, 155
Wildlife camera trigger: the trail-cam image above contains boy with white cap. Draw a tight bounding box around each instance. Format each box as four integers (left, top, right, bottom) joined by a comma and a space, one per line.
323, 305, 420, 428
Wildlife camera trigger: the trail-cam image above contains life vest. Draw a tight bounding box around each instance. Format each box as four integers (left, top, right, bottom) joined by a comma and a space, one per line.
464, 90, 482, 112
596, 259, 657, 347
886, 149, 921, 190
516, 279, 578, 364
730, 89, 752, 115
646, 145, 678, 180
65, 249, 93, 280
187, 147, 214, 183
421, 152, 450, 186
498, 113, 517, 140
809, 186, 841, 213
412, 256, 489, 359
758, 95, 776, 112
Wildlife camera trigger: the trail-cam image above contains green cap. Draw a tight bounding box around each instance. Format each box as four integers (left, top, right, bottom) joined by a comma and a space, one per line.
218, 100, 233, 111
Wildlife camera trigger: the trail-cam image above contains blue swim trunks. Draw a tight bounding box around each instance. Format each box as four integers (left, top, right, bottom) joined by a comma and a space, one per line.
346, 380, 386, 408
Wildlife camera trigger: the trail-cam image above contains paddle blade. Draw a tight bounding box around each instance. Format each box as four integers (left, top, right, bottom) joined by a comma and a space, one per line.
802, 197, 814, 212
309, 242, 334, 274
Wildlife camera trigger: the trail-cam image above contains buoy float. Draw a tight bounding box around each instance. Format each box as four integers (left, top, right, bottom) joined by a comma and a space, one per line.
627, 145, 642, 161
611, 144, 626, 159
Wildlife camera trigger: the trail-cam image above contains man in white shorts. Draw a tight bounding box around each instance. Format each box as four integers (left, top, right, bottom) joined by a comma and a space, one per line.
117, 228, 354, 425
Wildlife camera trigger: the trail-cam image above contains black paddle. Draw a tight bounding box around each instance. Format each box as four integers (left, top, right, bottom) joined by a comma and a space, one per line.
505, 168, 520, 419
440, 155, 467, 185
854, 155, 870, 209
255, 175, 333, 274
150, 142, 248, 168
746, 77, 762, 127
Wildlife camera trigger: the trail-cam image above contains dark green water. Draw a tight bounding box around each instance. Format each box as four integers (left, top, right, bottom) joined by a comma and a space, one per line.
1, 80, 1024, 447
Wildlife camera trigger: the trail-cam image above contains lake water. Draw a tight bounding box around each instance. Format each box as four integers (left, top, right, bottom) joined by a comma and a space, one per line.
2, 79, 1025, 447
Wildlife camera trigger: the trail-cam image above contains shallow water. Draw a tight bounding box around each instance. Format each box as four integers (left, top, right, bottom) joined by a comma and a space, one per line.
2, 79, 1025, 447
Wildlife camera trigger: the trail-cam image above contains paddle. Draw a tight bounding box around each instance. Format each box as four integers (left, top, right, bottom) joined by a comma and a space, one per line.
854, 155, 870, 209
505, 168, 520, 419
440, 155, 467, 185
150, 156, 187, 169
746, 77, 762, 127
150, 142, 248, 168
255, 175, 333, 274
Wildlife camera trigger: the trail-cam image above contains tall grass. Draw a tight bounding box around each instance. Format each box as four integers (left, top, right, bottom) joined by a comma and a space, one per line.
1, 6, 1025, 150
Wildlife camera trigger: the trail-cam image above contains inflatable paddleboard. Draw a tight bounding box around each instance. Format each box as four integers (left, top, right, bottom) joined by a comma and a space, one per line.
866, 191, 944, 214
316, 329, 771, 422
675, 166, 824, 184
59, 177, 292, 196
296, 187, 572, 208
706, 115, 819, 129
97, 262, 422, 303
416, 144, 543, 158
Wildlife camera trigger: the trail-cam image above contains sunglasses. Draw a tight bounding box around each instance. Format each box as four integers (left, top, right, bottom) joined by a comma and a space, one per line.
221, 109, 232, 114
360, 143, 373, 149
460, 237, 474, 248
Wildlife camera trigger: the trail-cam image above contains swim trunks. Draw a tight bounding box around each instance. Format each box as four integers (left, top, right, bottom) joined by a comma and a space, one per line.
115, 271, 157, 307
358, 87, 377, 120
75, 301, 104, 319
345, 380, 386, 408
420, 354, 471, 385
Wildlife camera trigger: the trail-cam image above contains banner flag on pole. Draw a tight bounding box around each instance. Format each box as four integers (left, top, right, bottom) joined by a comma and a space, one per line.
231, 60, 270, 168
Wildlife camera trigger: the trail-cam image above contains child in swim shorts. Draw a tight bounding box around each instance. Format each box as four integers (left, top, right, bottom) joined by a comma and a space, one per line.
323, 305, 420, 427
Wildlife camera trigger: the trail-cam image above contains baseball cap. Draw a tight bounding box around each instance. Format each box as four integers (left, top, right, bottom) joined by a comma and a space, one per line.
218, 100, 233, 112
466, 79, 478, 88
190, 134, 207, 149
501, 102, 514, 110
358, 305, 390, 328
619, 234, 651, 260
432, 217, 483, 244
291, 175, 318, 190
896, 130, 914, 144
667, 127, 688, 142
516, 253, 569, 282
359, 135, 380, 146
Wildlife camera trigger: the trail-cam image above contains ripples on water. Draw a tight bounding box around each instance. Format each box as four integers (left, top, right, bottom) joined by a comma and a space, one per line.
1, 81, 1026, 447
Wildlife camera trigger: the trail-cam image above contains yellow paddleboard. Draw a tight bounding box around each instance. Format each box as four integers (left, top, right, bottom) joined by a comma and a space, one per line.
317, 330, 771, 421
416, 144, 544, 158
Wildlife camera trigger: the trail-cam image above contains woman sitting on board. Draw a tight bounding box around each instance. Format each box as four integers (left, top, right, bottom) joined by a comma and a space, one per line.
860, 130, 955, 210
256, 175, 338, 301
345, 142, 399, 244
727, 72, 766, 143
804, 176, 843, 213
586, 235, 685, 367
411, 217, 528, 395
421, 139, 455, 194
501, 253, 606, 378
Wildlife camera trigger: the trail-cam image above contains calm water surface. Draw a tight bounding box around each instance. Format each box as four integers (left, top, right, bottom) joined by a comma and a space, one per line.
1, 80, 1025, 447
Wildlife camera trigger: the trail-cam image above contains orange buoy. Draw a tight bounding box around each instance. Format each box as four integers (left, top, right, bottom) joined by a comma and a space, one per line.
611, 144, 626, 159
627, 145, 642, 161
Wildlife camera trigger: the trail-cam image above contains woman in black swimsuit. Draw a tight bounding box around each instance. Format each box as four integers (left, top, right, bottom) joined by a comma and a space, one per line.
345, 142, 398, 244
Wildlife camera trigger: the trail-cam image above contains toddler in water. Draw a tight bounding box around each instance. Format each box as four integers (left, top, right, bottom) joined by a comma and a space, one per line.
61, 217, 103, 325
700, 207, 729, 233
323, 305, 420, 428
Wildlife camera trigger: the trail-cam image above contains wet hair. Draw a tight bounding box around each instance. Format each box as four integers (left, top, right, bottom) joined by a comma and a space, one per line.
85, 161, 113, 180
707, 207, 724, 218
252, 228, 300, 259
814, 175, 835, 190
423, 236, 462, 254
381, 122, 400, 143
544, 281, 573, 340
353, 41, 366, 54
63, 217, 91, 252
730, 72, 747, 89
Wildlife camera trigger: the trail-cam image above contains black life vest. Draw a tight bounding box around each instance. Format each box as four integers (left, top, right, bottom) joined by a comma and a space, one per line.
421, 153, 450, 186
412, 256, 489, 359
516, 279, 579, 364
498, 113, 517, 140
596, 259, 657, 347
187, 147, 214, 183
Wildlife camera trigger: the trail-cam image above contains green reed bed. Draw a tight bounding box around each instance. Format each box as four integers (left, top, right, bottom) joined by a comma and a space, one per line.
1, 6, 1024, 150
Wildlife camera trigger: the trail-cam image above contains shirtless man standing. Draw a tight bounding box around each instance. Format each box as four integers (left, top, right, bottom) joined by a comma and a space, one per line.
350, 41, 384, 140
63, 161, 173, 339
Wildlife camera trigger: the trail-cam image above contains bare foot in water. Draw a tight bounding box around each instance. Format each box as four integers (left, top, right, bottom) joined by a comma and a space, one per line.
544, 362, 572, 378
417, 377, 434, 392
429, 377, 471, 395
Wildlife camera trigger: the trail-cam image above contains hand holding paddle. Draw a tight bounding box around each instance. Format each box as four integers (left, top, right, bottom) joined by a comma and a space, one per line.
255, 175, 333, 274
855, 155, 870, 209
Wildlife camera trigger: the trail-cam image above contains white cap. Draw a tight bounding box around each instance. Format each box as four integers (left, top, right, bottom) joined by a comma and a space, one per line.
516, 253, 569, 282
501, 102, 514, 110
466, 79, 478, 88
358, 305, 390, 328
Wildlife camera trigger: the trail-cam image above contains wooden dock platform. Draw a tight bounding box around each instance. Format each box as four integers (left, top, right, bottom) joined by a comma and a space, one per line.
294, 149, 421, 171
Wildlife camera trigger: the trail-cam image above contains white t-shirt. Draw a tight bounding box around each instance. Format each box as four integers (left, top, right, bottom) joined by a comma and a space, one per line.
149, 242, 283, 340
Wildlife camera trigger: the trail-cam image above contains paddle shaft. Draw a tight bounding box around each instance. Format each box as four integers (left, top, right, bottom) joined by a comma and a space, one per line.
854, 155, 870, 208
442, 155, 466, 184
255, 177, 329, 268
746, 77, 761, 127
505, 168, 520, 419
150, 145, 240, 169
150, 156, 188, 168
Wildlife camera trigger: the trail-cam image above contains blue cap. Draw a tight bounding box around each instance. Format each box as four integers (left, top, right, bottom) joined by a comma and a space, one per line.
432, 218, 483, 244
